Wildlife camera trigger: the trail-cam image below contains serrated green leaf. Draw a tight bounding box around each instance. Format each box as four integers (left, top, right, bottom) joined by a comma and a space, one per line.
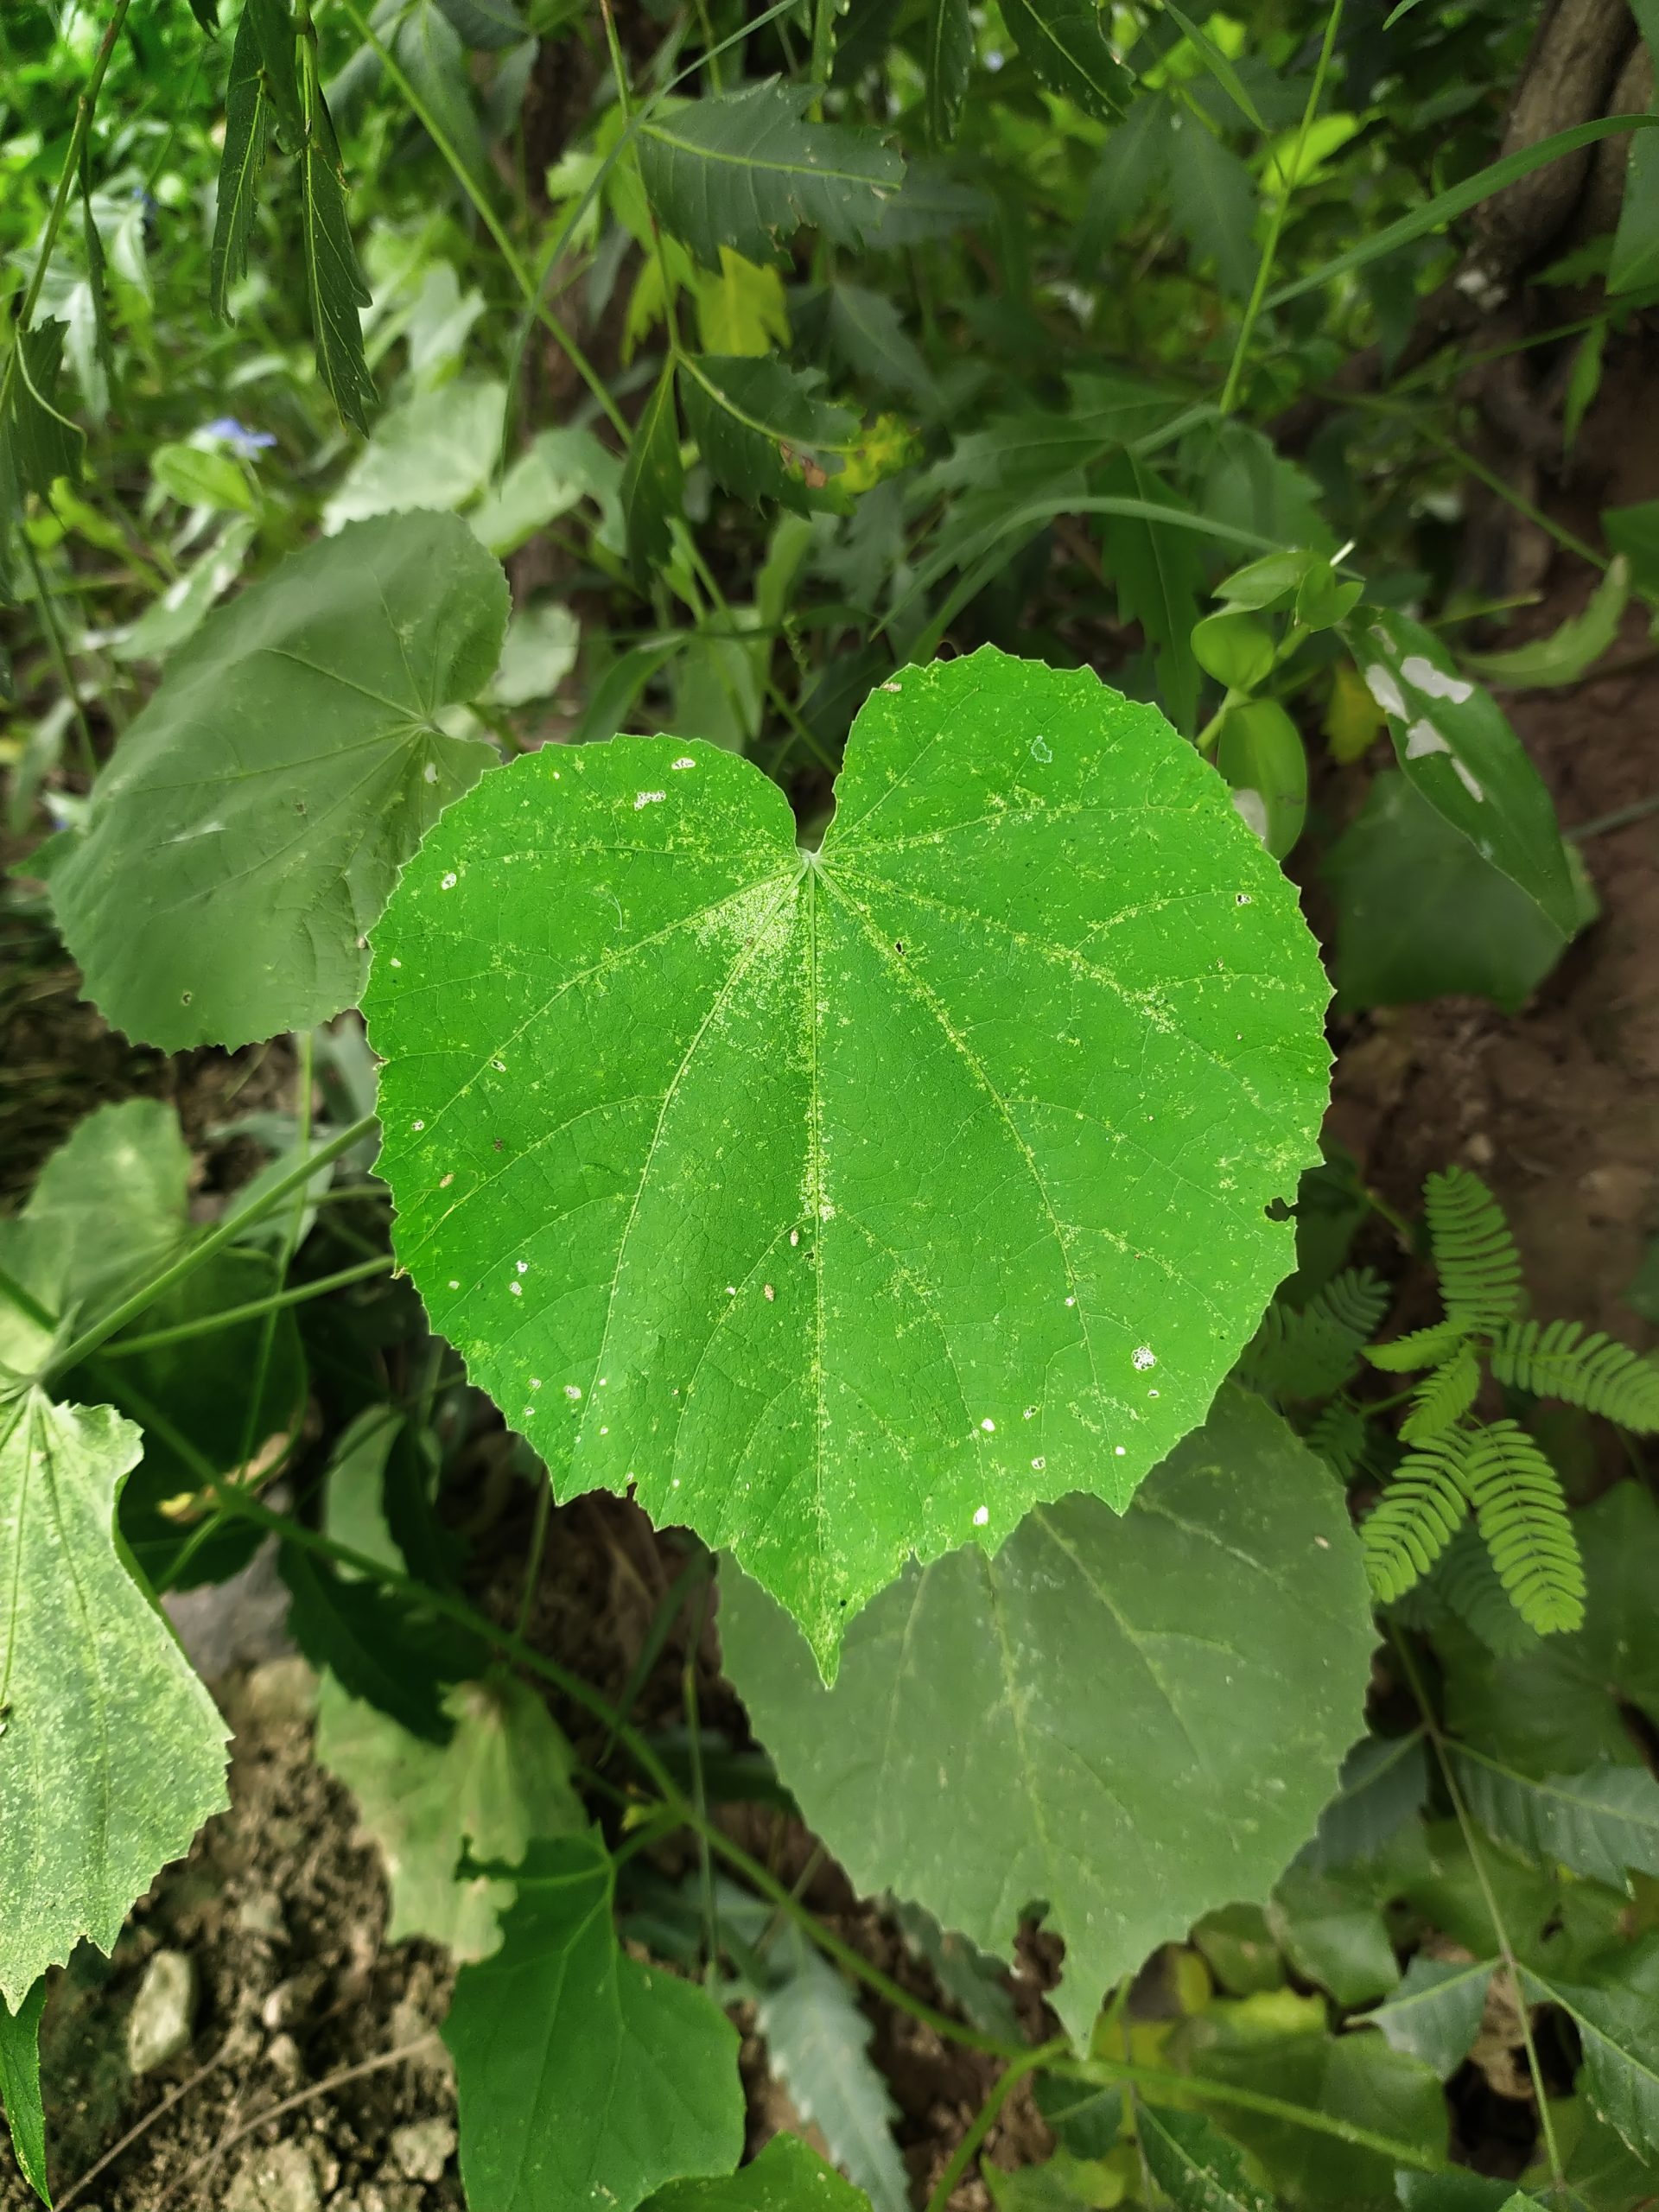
717, 1388, 1372, 2033
1077, 93, 1170, 263
210, 6, 269, 318
0, 1392, 230, 2009
680, 353, 861, 513
1098, 452, 1207, 734
639, 85, 903, 269
1362, 1955, 1495, 2080
1522, 1939, 1659, 2163
445, 1834, 744, 2212
298, 67, 375, 432
0, 1980, 48, 2206
394, 0, 488, 183
1162, 6, 1266, 132
622, 361, 685, 583
315, 1671, 586, 1961
1137, 2106, 1274, 2212
747, 1926, 906, 2212
364, 652, 1331, 1671
1166, 118, 1257, 296
644, 2135, 869, 2212
1, 324, 82, 601
924, 0, 974, 143
1351, 611, 1578, 938
52, 512, 507, 1051
822, 282, 935, 399
1000, 0, 1132, 118
1452, 1749, 1659, 1891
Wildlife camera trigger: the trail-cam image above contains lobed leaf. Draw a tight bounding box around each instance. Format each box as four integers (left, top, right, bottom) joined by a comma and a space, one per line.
0, 1392, 230, 2008
445, 1833, 744, 2212
365, 651, 1331, 1670
51, 512, 507, 1051
717, 1387, 1375, 2036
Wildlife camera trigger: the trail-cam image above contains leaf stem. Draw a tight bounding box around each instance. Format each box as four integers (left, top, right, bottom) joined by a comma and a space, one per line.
1388, 1626, 1565, 2190
41, 1112, 378, 1382
924, 2040, 1069, 2212
94, 1253, 393, 1358
1218, 0, 1346, 418
1048, 2053, 1450, 2173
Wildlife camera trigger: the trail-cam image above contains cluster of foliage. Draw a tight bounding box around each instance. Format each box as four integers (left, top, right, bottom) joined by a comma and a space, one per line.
3, 1, 1659, 2209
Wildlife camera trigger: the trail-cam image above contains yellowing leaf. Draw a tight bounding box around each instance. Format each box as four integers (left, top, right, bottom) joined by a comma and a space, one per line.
694, 248, 790, 357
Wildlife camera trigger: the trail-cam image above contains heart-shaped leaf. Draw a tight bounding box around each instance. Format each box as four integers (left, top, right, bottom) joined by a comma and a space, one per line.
365, 649, 1330, 1670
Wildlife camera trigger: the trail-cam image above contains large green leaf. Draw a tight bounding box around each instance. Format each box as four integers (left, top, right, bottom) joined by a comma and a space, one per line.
638, 86, 903, 269
321, 378, 505, 531
1351, 611, 1578, 938
445, 1833, 744, 2212
0, 1391, 230, 2007
365, 651, 1330, 1670
645, 2135, 869, 2212
717, 1389, 1374, 2032
52, 512, 507, 1051
315, 1670, 586, 1961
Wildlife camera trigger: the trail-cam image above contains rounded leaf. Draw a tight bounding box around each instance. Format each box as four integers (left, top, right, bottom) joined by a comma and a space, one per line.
365, 649, 1331, 1671
718, 1388, 1377, 2036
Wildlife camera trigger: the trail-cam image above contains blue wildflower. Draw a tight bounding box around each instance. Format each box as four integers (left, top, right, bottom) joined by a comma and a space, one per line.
202, 417, 276, 459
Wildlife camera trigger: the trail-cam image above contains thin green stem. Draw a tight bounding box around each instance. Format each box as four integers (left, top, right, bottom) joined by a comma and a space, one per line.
1218, 0, 1346, 417
97, 1254, 393, 1358
1389, 1629, 1565, 2191
14, 0, 133, 338
43, 1113, 378, 1381
19, 532, 99, 782
234, 1033, 315, 1477
0, 1261, 56, 1336
327, 0, 628, 441
925, 2042, 1068, 2212
1049, 2054, 1449, 2173
513, 1472, 553, 1641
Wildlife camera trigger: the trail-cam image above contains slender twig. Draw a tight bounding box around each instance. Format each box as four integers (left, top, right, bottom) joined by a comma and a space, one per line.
1218, 0, 1346, 416
156, 2037, 441, 2207
925, 2040, 1068, 2212
55, 2040, 237, 2212
19, 531, 99, 782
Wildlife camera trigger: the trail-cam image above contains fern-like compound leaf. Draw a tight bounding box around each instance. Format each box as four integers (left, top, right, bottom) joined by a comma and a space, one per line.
1455, 1420, 1585, 1636
1401, 1339, 1482, 1445
1239, 1267, 1389, 1402
1425, 1166, 1522, 1329
1429, 1521, 1537, 1656
1305, 1399, 1369, 1486
1362, 1436, 1468, 1603
1365, 1320, 1470, 1374
1491, 1319, 1659, 1433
